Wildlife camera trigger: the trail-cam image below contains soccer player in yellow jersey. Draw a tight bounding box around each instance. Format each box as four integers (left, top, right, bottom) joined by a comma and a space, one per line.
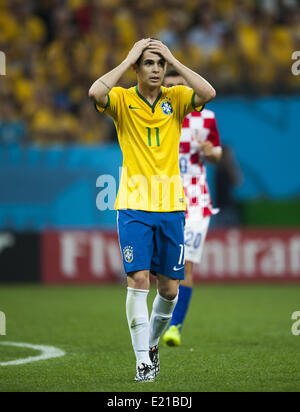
89, 38, 216, 382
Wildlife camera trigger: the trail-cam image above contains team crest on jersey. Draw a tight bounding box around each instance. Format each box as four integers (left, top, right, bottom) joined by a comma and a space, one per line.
123, 246, 134, 263
160, 100, 173, 116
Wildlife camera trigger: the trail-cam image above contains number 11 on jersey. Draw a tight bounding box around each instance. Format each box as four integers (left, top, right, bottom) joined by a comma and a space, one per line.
146, 127, 160, 147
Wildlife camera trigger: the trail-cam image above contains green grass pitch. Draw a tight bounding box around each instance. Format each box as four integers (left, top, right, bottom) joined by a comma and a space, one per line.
0, 283, 300, 392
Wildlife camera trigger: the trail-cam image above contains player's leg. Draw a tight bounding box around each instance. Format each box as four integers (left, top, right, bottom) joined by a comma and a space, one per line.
127, 269, 150, 290
163, 260, 194, 346
118, 210, 155, 381
163, 216, 210, 346
148, 211, 185, 373
149, 274, 180, 348
126, 270, 154, 381
167, 260, 194, 333
149, 274, 179, 376
182, 260, 193, 287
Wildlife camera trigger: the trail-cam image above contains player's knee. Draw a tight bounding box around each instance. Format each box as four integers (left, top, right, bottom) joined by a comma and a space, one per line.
158, 284, 179, 301
127, 271, 149, 290
165, 292, 178, 301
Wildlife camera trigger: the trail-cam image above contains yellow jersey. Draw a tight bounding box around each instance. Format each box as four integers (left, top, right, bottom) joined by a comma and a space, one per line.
95, 85, 203, 212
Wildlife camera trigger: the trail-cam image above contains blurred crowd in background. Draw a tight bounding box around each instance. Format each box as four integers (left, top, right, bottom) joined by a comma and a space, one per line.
0, 0, 300, 146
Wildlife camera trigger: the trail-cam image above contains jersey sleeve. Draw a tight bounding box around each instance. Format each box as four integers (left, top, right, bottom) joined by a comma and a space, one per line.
174, 86, 205, 123
94, 87, 124, 122
206, 115, 221, 147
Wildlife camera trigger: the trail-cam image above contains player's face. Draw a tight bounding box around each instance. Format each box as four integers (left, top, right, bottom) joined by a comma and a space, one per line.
164, 75, 186, 88
136, 50, 167, 88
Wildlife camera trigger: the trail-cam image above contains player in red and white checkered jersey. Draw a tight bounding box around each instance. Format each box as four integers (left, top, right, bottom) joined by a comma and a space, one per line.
163, 71, 222, 347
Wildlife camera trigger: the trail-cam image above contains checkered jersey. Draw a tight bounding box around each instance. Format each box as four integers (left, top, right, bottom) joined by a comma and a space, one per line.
179, 109, 221, 218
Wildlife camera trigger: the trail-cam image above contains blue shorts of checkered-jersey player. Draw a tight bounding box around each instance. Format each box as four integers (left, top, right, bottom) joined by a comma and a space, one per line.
117, 210, 186, 280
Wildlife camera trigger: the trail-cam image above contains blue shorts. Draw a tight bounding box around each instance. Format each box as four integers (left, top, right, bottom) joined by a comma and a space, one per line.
117, 210, 186, 280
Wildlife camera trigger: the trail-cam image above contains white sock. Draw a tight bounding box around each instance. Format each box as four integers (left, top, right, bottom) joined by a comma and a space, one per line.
126, 287, 152, 367
149, 291, 179, 348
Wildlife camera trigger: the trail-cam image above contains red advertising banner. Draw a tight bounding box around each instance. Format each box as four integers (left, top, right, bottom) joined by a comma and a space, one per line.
194, 229, 300, 282
42, 229, 300, 284
42, 231, 124, 284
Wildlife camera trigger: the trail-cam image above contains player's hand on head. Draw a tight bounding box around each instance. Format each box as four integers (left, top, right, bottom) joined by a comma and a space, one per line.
147, 39, 175, 65
126, 38, 152, 65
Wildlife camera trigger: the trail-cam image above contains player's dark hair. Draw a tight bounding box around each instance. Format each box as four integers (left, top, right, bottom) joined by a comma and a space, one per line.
136, 38, 165, 66
165, 70, 180, 78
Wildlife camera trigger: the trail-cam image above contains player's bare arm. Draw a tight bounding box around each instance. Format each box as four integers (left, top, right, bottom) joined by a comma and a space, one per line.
200, 141, 222, 163
88, 38, 152, 107
147, 39, 216, 106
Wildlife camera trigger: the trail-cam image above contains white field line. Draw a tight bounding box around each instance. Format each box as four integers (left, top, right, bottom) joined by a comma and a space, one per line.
0, 341, 66, 366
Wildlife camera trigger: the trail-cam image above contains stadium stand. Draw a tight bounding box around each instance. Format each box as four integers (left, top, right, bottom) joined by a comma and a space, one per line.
0, 0, 300, 145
